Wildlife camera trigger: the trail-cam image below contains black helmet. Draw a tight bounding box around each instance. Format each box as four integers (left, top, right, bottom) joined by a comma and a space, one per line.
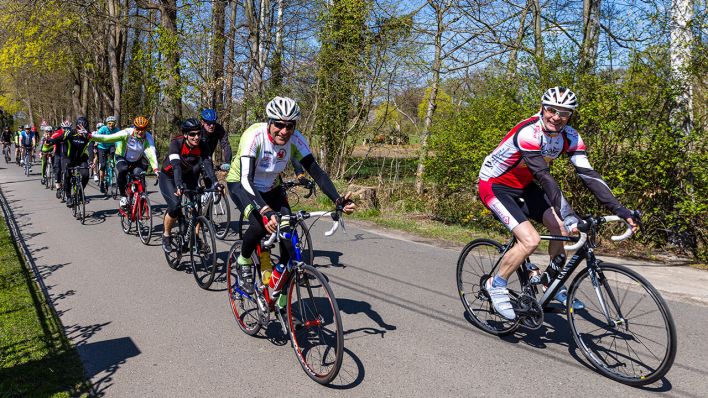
76, 117, 88, 129
181, 118, 201, 132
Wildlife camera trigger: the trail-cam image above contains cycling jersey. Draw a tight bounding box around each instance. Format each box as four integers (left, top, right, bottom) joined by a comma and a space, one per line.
226, 122, 311, 191
160, 136, 215, 188
479, 114, 628, 225
90, 128, 158, 171
95, 125, 119, 150
48, 128, 90, 162
19, 131, 34, 147
201, 122, 232, 163
1, 131, 11, 143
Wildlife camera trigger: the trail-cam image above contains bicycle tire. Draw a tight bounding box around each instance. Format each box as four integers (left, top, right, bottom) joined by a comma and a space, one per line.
77, 182, 86, 224
120, 202, 132, 233
567, 263, 677, 386
226, 240, 261, 335
208, 192, 231, 240
456, 238, 522, 336
190, 215, 218, 289
286, 264, 344, 384
165, 216, 185, 270
294, 219, 314, 265
24, 153, 30, 176
137, 195, 153, 245
71, 178, 79, 218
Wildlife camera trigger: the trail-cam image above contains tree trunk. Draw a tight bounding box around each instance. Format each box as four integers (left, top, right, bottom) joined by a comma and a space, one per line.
270, 0, 286, 90
507, 1, 529, 79
107, 0, 122, 121
210, 0, 227, 112
670, 0, 694, 136
160, 0, 182, 130
578, 0, 602, 74
223, 0, 238, 132
415, 2, 444, 194
81, 70, 89, 117
531, 0, 545, 84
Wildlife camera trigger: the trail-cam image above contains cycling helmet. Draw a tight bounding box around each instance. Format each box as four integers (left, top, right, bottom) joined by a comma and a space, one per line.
60, 120, 72, 128
31, 126, 37, 132
200, 109, 217, 123
265, 96, 300, 121
181, 118, 201, 132
76, 117, 89, 129
43, 125, 52, 132
541, 86, 578, 110
23, 124, 30, 129
96, 122, 104, 129
133, 116, 149, 130
105, 116, 117, 123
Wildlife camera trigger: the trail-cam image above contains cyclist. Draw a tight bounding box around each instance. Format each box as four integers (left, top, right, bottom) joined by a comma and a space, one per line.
39, 125, 54, 184
13, 127, 22, 164
19, 125, 35, 172
226, 96, 355, 295
90, 122, 103, 183
478, 86, 638, 320
30, 126, 38, 163
1, 127, 11, 160
49, 117, 91, 207
89, 116, 159, 208
50, 121, 70, 193
95, 116, 119, 193
159, 118, 217, 253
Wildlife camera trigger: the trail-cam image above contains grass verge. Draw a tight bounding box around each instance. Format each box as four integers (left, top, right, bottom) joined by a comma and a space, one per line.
0, 217, 90, 397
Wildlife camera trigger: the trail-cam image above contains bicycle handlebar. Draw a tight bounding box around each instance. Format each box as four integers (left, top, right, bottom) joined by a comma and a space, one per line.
263, 210, 344, 246
563, 215, 634, 251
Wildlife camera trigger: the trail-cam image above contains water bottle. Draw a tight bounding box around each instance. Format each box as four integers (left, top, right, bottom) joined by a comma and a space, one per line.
269, 263, 286, 291
527, 263, 542, 285
541, 253, 567, 285
259, 248, 273, 285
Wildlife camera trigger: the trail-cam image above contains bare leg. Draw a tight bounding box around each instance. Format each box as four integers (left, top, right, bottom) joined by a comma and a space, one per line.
496, 221, 540, 280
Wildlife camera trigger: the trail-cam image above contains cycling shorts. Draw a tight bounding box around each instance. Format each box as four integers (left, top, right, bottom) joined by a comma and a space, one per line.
478, 180, 550, 231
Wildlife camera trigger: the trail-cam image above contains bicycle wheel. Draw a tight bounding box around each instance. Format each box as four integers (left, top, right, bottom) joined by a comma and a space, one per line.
77, 183, 86, 224
189, 215, 218, 289
567, 263, 676, 386
286, 264, 344, 384
294, 219, 314, 265
108, 167, 118, 199
165, 218, 185, 270
120, 203, 132, 233
209, 193, 231, 240
71, 179, 79, 218
137, 195, 153, 245
226, 240, 261, 335
456, 239, 521, 336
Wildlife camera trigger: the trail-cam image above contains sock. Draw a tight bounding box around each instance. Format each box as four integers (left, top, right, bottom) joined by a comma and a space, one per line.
492, 274, 508, 288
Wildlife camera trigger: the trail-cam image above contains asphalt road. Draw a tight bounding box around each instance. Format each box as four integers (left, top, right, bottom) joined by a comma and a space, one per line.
1, 161, 706, 397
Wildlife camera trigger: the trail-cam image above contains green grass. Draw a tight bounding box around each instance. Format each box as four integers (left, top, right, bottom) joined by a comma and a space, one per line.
0, 218, 90, 397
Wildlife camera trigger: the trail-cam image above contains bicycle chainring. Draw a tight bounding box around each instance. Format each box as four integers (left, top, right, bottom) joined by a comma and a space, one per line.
517, 293, 544, 330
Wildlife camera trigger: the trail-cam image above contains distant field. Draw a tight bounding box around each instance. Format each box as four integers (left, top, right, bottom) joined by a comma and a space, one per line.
351, 144, 420, 159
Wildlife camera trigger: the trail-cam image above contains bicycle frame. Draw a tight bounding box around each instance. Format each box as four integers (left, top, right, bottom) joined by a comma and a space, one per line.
121, 175, 147, 221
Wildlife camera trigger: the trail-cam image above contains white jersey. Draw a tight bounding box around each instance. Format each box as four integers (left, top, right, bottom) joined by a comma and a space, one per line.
226, 122, 311, 191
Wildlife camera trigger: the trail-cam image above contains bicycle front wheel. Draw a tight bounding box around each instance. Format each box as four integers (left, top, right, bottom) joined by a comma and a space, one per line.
567, 263, 677, 386
137, 195, 153, 245
71, 180, 79, 218
77, 183, 86, 224
226, 240, 261, 335
286, 264, 344, 385
456, 239, 521, 336
190, 215, 218, 289
209, 193, 231, 240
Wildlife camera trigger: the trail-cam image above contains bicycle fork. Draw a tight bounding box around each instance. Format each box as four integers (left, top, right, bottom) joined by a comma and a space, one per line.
587, 266, 627, 328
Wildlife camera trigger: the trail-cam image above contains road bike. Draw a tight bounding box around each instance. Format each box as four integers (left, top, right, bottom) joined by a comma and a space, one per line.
236, 179, 315, 264
66, 166, 89, 224
227, 208, 345, 384
105, 155, 118, 198
23, 147, 32, 176
119, 172, 156, 245
201, 188, 231, 240
163, 188, 218, 289
456, 214, 676, 386
43, 155, 54, 189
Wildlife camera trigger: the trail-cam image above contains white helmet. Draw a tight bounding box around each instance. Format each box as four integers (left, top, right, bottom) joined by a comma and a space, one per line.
42, 125, 53, 132
265, 96, 300, 121
105, 116, 117, 123
541, 86, 578, 110
96, 122, 104, 129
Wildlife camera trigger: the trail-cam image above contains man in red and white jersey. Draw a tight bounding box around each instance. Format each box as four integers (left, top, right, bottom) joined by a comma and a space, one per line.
478, 86, 638, 320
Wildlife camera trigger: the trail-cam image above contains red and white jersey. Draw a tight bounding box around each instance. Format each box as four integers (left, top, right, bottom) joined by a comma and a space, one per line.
478, 115, 591, 187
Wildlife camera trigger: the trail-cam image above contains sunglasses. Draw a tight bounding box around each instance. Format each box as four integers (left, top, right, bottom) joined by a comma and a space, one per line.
187, 132, 201, 137
544, 106, 573, 118
273, 121, 296, 130
202, 121, 215, 126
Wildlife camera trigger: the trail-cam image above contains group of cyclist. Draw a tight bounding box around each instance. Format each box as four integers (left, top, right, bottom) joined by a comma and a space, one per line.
5, 87, 638, 319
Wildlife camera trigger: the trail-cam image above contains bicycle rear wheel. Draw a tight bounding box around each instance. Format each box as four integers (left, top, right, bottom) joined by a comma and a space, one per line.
456, 238, 521, 336
209, 192, 231, 240
286, 264, 344, 385
137, 195, 153, 245
190, 215, 218, 289
71, 179, 79, 218
226, 241, 261, 335
567, 263, 676, 386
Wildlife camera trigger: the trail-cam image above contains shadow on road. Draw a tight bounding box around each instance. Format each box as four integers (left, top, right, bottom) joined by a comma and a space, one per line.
76, 336, 141, 397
